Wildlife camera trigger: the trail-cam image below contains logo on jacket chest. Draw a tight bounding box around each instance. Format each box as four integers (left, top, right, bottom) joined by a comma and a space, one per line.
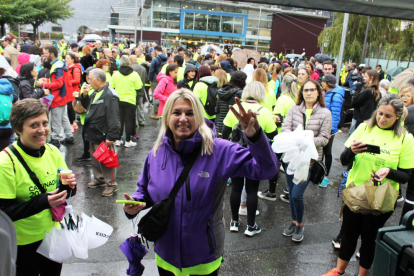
198, 171, 210, 178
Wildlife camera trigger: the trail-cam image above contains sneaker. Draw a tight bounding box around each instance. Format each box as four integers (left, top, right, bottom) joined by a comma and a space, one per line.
124, 141, 137, 148
73, 122, 78, 130
102, 186, 118, 196
332, 236, 341, 249
150, 114, 159, 120
87, 180, 106, 189
75, 155, 91, 161
283, 223, 296, 237
71, 125, 75, 132
319, 177, 329, 188
292, 225, 304, 242
397, 194, 404, 203
280, 194, 290, 203
356, 250, 360, 258
280, 164, 285, 173
258, 190, 277, 201
321, 268, 346, 276
230, 220, 240, 232
283, 188, 289, 194
114, 140, 123, 146
132, 134, 140, 139
238, 206, 259, 216
49, 139, 61, 148
244, 223, 261, 236
61, 137, 75, 144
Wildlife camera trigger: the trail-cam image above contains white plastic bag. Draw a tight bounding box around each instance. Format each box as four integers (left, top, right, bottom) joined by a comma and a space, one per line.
66, 219, 88, 259
37, 225, 73, 263
81, 213, 113, 249
272, 125, 318, 184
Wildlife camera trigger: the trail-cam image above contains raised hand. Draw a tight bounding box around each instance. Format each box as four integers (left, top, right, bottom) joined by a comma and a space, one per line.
229, 97, 260, 138
122, 193, 146, 216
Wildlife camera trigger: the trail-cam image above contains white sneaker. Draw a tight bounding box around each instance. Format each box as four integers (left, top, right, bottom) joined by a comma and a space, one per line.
114, 140, 123, 146
239, 206, 259, 216
280, 164, 285, 172
124, 141, 137, 148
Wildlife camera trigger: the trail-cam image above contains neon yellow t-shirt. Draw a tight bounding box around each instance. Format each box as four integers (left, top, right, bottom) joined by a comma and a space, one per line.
223, 102, 276, 134
305, 109, 313, 127
193, 82, 216, 120
193, 53, 199, 62
345, 123, 414, 190
0, 142, 68, 245
177, 66, 185, 82
226, 73, 231, 82
110, 71, 142, 105
273, 95, 296, 133
156, 254, 222, 276
268, 80, 276, 94
262, 88, 277, 112
161, 63, 168, 74
79, 83, 95, 125
136, 56, 145, 65
105, 71, 112, 84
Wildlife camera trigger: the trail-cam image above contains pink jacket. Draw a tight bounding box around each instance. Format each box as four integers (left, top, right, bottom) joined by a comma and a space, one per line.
153, 73, 177, 116
311, 72, 319, 81
16, 53, 30, 75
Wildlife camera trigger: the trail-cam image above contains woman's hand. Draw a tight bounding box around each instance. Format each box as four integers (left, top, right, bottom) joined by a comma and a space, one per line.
371, 168, 390, 182
273, 115, 281, 123
350, 140, 367, 154
123, 193, 146, 216
36, 80, 44, 87
64, 173, 76, 189
44, 89, 50, 96
229, 97, 260, 138
48, 189, 67, 208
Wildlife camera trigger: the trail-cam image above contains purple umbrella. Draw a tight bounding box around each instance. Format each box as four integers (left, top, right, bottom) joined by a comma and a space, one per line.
120, 234, 148, 276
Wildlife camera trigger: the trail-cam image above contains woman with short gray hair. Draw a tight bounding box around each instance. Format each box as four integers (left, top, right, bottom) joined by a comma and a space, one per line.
109, 55, 143, 148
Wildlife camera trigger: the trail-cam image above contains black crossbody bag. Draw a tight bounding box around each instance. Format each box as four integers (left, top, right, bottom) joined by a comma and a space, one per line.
138, 147, 200, 242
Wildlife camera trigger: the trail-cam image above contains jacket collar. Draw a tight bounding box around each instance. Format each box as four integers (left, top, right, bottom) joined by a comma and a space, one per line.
298, 101, 321, 113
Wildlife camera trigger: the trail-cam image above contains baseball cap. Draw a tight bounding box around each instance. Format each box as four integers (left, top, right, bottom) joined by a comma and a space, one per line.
322, 74, 336, 85
0, 36, 12, 42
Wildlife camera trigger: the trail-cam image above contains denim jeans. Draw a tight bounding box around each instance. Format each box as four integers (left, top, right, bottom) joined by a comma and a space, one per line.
286, 171, 311, 223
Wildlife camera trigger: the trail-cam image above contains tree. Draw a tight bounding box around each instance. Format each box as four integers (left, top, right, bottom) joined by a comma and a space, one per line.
20, 0, 73, 39
0, 0, 26, 36
392, 23, 414, 68
318, 13, 401, 63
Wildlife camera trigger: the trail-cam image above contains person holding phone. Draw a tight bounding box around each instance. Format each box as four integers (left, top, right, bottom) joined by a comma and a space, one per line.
323, 94, 414, 276
122, 89, 278, 276
0, 99, 77, 276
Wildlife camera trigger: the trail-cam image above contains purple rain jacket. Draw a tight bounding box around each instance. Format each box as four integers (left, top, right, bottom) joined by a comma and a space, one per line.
131, 120, 278, 270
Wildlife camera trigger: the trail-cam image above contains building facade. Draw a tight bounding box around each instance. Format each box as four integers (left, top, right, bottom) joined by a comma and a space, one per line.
108, 0, 328, 54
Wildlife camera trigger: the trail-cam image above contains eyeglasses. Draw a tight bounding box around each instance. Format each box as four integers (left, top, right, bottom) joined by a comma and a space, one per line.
401, 94, 412, 98
303, 88, 317, 93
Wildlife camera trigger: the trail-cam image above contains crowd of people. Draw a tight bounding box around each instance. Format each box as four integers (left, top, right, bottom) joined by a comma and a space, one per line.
0, 36, 413, 276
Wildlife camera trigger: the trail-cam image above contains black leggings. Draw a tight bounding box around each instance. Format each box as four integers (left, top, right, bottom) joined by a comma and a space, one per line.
158, 266, 219, 276
269, 153, 283, 193
67, 101, 76, 123
82, 124, 90, 158
322, 135, 335, 175
339, 205, 393, 269
119, 101, 136, 142
16, 240, 62, 276
230, 177, 260, 226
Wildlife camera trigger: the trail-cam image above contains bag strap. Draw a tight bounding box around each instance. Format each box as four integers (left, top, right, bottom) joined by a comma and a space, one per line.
168, 147, 201, 199
8, 144, 46, 194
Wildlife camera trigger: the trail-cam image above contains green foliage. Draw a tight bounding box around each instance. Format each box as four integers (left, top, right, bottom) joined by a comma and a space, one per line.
392, 23, 414, 65
318, 13, 401, 62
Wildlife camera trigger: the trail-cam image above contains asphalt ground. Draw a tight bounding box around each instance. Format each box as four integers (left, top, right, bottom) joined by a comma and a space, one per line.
60, 105, 406, 276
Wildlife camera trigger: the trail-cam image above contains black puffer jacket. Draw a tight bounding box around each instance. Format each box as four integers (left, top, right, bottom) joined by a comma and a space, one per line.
352, 87, 381, 125
177, 64, 197, 91
17, 76, 45, 100
81, 83, 120, 144
215, 83, 243, 135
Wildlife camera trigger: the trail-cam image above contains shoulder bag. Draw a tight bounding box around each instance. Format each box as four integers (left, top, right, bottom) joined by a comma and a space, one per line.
138, 147, 200, 242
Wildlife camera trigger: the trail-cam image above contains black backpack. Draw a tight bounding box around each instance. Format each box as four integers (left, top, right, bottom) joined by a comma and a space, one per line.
231, 107, 263, 147
155, 56, 167, 75
201, 81, 219, 116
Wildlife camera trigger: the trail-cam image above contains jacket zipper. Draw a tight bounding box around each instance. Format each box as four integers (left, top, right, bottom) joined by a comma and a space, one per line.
206, 220, 214, 254
186, 176, 191, 201
95, 125, 106, 136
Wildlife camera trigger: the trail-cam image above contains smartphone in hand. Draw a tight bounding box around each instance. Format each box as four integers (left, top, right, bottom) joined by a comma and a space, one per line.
364, 144, 380, 154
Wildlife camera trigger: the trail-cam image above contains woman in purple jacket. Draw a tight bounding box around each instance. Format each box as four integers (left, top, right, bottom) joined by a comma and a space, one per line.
122, 89, 278, 276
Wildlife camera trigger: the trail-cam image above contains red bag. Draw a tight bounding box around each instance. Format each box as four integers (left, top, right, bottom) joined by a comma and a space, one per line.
93, 142, 119, 168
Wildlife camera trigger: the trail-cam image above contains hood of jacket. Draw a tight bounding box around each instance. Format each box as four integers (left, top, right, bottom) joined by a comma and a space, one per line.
69, 63, 82, 71
199, 76, 218, 85
184, 64, 197, 79
314, 67, 323, 76
326, 85, 345, 98
187, 59, 197, 66
156, 72, 174, 83
119, 65, 134, 76
157, 54, 168, 62
0, 79, 14, 96
18, 53, 30, 65
218, 83, 242, 101
220, 61, 233, 74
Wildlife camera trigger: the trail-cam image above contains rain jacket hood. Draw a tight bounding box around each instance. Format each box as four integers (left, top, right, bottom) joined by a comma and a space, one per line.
184, 64, 197, 80
243, 64, 254, 83
156, 72, 174, 83
199, 76, 218, 84
0, 79, 13, 96
119, 65, 134, 76
220, 61, 234, 75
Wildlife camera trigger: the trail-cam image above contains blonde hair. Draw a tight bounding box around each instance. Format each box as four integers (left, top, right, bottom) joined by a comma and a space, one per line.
122, 49, 131, 56
215, 54, 227, 66
399, 83, 414, 100
214, 69, 228, 87
119, 55, 131, 67
241, 81, 266, 104
257, 63, 268, 72
252, 68, 268, 91
153, 89, 214, 156
281, 74, 299, 100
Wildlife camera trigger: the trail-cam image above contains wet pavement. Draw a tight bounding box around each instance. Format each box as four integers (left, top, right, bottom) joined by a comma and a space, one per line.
60, 105, 405, 276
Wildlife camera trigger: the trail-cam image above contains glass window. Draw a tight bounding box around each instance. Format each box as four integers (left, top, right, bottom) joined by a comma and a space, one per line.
153, 11, 166, 21
168, 12, 180, 21
233, 17, 243, 34
194, 13, 207, 31
208, 14, 221, 32
259, 20, 272, 29
167, 21, 180, 29
222, 16, 233, 33
184, 13, 194, 30
247, 19, 259, 28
